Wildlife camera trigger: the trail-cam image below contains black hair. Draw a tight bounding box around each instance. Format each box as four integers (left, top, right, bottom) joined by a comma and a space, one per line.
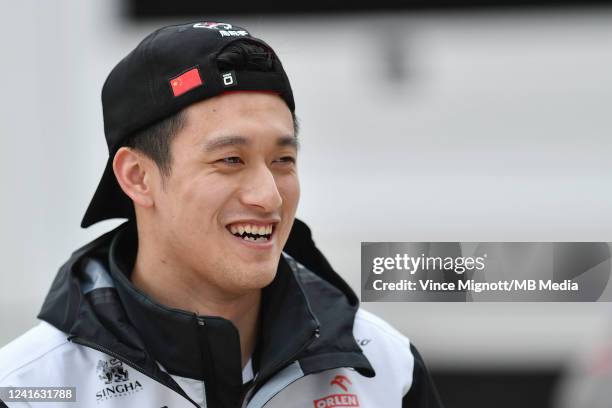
123, 40, 299, 179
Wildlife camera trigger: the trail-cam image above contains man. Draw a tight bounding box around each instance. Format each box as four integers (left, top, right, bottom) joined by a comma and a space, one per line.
0, 21, 443, 408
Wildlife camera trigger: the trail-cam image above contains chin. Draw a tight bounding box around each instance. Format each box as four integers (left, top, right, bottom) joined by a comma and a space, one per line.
250, 266, 278, 289
211, 259, 274, 292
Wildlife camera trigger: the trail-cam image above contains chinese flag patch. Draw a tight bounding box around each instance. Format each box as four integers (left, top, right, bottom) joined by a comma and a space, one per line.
170, 68, 203, 97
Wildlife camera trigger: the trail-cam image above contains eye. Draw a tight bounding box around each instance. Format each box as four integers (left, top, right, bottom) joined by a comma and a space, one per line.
218, 156, 244, 165
273, 156, 296, 164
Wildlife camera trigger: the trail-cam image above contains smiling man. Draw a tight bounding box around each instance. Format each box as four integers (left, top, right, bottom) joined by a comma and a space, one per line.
0, 21, 442, 408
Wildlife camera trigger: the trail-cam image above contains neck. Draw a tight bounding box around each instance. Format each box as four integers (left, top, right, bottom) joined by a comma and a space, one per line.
131, 226, 260, 369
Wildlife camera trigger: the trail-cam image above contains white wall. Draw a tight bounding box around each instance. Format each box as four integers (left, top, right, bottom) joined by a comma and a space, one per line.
1, 1, 611, 369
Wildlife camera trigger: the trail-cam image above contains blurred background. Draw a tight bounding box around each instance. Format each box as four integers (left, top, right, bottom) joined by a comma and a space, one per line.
1, 0, 612, 407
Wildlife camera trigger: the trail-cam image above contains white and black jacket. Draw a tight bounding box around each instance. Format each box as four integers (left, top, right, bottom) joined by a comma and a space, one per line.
0, 219, 443, 408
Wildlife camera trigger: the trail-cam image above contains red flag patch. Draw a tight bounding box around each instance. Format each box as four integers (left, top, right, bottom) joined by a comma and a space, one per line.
170, 68, 203, 97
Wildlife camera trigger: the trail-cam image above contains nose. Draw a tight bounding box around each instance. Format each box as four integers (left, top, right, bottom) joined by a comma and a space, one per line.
239, 163, 283, 212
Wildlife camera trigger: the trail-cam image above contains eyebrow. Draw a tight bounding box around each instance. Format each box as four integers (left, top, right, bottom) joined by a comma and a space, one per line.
277, 136, 300, 151
204, 135, 247, 152
204, 135, 299, 152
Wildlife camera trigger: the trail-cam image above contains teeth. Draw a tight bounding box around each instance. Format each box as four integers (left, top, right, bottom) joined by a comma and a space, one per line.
228, 223, 275, 238
243, 236, 269, 242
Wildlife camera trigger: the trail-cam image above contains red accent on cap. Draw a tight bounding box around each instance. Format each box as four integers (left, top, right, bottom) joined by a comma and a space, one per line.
170, 68, 203, 97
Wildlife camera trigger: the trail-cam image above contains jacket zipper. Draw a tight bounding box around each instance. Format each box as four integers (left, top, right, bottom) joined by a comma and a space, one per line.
68, 336, 201, 408
240, 259, 324, 407
241, 326, 320, 408
195, 316, 214, 407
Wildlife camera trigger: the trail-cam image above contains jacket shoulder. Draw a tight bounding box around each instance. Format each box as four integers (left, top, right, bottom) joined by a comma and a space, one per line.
354, 309, 444, 407
354, 308, 412, 349
353, 309, 414, 387
0, 321, 70, 383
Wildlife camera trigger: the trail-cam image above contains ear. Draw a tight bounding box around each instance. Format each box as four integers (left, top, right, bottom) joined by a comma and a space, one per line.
112, 147, 156, 209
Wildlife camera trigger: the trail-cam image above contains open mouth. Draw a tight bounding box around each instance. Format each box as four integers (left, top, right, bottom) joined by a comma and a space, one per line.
227, 223, 275, 243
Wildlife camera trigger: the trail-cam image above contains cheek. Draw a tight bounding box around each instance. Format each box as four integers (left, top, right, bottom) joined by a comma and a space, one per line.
166, 175, 234, 232
277, 174, 300, 213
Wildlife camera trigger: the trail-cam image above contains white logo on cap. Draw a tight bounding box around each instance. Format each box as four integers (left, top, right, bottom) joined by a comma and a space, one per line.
193, 22, 249, 37
193, 22, 233, 30
222, 72, 236, 87
219, 30, 248, 37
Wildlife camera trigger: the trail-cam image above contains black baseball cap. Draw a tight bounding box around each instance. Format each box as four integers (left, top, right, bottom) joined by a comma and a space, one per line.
81, 21, 295, 228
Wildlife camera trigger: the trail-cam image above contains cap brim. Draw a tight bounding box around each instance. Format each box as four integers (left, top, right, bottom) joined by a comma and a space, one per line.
81, 157, 134, 228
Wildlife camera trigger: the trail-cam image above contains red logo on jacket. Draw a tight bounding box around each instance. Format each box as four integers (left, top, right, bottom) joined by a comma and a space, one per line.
313, 375, 360, 408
